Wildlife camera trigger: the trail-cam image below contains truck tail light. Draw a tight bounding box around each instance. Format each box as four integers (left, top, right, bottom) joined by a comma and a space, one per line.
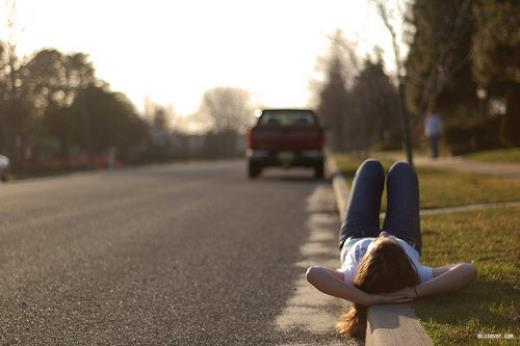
318, 132, 325, 149
246, 128, 255, 148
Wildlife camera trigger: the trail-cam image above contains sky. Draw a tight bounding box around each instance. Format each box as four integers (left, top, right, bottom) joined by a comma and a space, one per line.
1, 0, 404, 117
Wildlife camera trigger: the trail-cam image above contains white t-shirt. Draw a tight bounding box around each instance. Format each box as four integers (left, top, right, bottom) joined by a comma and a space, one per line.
424, 114, 443, 137
338, 237, 433, 284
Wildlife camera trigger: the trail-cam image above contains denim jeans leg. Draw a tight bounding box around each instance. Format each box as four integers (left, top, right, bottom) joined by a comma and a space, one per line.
339, 159, 384, 248
383, 161, 422, 255
429, 136, 440, 158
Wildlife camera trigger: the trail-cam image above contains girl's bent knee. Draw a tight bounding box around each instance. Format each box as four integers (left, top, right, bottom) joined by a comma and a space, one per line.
359, 159, 384, 173
388, 160, 415, 177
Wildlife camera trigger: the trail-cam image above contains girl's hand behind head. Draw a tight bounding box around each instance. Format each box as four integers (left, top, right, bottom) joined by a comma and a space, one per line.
367, 292, 414, 306
380, 286, 417, 301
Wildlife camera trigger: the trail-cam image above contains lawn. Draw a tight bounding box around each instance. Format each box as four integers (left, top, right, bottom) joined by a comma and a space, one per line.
334, 153, 520, 209
464, 148, 520, 164
416, 207, 520, 345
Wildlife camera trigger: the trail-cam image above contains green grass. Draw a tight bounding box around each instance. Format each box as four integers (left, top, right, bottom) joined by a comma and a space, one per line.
464, 148, 520, 164
415, 207, 520, 346
335, 153, 520, 209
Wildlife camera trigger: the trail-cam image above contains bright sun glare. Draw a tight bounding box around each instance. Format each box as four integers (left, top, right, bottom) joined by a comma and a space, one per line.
1, 0, 401, 116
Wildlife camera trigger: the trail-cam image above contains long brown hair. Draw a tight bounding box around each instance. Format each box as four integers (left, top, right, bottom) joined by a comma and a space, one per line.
336, 239, 420, 338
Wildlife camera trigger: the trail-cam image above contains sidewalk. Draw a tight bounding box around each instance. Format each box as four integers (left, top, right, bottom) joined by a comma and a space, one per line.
380, 152, 520, 179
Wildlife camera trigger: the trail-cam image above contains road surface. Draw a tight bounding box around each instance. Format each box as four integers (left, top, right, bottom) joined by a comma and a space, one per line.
0, 161, 358, 345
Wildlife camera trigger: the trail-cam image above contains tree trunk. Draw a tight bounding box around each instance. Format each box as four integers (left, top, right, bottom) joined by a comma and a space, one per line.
502, 84, 520, 146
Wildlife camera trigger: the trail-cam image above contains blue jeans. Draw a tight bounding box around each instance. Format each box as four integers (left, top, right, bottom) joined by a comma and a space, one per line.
428, 135, 441, 158
339, 159, 422, 255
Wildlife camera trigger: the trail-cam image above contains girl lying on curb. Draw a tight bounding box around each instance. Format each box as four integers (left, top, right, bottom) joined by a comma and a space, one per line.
306, 159, 477, 338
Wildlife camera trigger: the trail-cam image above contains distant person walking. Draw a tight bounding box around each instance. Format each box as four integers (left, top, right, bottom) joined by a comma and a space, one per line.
424, 110, 443, 159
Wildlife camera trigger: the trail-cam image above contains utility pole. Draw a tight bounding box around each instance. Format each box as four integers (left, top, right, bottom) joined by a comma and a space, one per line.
398, 81, 413, 166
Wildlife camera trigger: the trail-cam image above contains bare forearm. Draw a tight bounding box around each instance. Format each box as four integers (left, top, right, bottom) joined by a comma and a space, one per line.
417, 263, 477, 297
306, 266, 370, 305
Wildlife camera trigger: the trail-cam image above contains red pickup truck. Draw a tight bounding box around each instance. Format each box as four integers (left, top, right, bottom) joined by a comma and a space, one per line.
245, 109, 325, 179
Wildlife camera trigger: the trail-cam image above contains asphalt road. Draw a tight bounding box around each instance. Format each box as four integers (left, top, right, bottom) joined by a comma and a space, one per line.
0, 161, 351, 345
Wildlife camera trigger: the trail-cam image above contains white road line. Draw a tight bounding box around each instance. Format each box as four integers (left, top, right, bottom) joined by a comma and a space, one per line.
275, 184, 359, 345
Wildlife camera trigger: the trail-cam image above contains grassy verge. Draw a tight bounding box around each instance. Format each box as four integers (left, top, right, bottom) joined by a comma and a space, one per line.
464, 148, 520, 164
415, 207, 520, 345
334, 153, 520, 209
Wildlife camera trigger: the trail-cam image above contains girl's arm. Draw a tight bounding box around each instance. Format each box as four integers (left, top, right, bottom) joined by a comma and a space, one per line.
384, 263, 477, 299
416, 263, 477, 297
306, 266, 412, 306
432, 263, 459, 277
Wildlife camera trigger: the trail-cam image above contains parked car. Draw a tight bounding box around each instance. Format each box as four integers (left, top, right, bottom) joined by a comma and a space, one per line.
245, 108, 325, 179
0, 154, 10, 182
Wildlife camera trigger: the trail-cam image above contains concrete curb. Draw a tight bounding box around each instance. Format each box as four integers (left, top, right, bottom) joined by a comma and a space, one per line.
326, 154, 433, 346
327, 155, 349, 223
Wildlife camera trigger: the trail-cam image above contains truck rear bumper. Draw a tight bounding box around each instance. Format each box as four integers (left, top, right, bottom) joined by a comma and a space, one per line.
247, 149, 323, 167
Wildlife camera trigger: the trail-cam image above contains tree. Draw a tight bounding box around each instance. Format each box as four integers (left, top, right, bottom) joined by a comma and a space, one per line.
405, 0, 520, 150
372, 0, 415, 164
63, 53, 96, 103
0, 42, 33, 160
404, 0, 476, 117
0, 22, 148, 168
472, 0, 520, 146
0, 0, 31, 159
23, 49, 67, 111
147, 105, 173, 161
68, 84, 147, 155
199, 87, 253, 133
314, 30, 357, 151
317, 55, 350, 151
22, 49, 95, 112
21, 49, 96, 156
152, 106, 168, 130
350, 55, 402, 151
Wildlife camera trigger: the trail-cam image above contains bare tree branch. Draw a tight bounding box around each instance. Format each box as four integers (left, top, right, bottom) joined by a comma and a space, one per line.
199, 87, 254, 133
420, 0, 472, 109
374, 1, 403, 79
